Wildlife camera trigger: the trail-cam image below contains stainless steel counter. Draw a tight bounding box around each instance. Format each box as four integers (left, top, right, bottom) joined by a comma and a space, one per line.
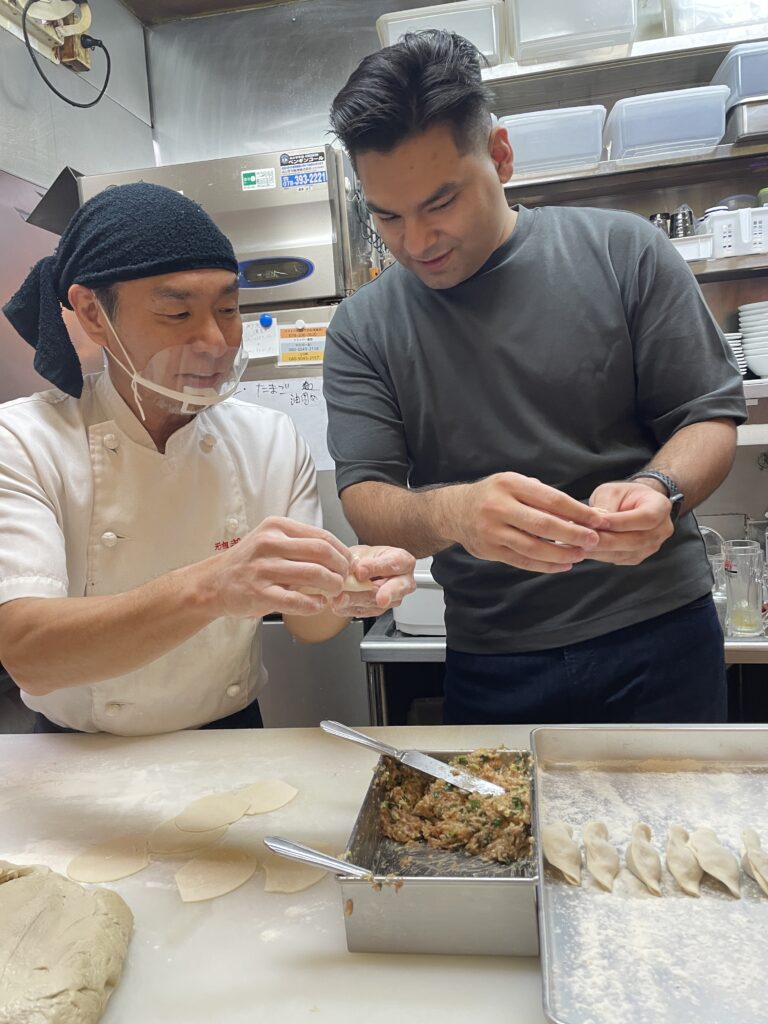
361, 613, 768, 725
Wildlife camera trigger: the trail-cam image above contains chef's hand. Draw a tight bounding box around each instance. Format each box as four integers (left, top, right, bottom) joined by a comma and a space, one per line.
585, 480, 674, 566
210, 516, 351, 618
450, 473, 609, 574
329, 545, 417, 618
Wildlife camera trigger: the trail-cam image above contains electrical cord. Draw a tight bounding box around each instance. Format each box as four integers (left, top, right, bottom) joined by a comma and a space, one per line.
21, 0, 111, 108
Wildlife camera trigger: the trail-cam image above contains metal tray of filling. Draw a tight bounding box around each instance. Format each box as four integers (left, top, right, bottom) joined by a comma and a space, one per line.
337, 748, 539, 956
532, 726, 768, 1024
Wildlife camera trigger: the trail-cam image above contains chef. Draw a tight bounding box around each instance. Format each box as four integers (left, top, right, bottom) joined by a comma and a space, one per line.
0, 182, 415, 735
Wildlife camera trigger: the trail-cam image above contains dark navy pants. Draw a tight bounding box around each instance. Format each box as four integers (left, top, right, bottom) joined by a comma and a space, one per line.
444, 594, 727, 725
33, 699, 264, 734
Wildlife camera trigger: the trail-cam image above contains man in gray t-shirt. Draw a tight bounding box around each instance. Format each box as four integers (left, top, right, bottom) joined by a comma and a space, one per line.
324, 31, 747, 725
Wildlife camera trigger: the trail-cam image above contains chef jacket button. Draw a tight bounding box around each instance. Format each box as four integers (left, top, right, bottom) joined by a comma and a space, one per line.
103, 433, 119, 451
226, 517, 238, 532
105, 703, 122, 717
201, 433, 217, 451
101, 531, 118, 548
226, 684, 241, 698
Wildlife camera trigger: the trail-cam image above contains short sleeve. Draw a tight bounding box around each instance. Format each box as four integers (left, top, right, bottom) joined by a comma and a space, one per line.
0, 423, 69, 604
626, 230, 747, 444
285, 426, 322, 529
323, 302, 410, 494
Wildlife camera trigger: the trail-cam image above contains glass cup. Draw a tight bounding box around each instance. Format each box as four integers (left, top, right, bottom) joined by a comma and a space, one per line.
709, 553, 728, 633
724, 547, 765, 637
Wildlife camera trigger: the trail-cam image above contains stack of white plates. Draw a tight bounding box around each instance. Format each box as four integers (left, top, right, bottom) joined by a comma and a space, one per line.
724, 332, 747, 376
738, 301, 768, 377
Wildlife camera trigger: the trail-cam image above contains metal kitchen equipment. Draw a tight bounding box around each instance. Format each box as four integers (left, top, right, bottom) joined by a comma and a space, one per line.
336, 747, 538, 956
532, 725, 768, 1024
320, 720, 505, 796
77, 144, 372, 311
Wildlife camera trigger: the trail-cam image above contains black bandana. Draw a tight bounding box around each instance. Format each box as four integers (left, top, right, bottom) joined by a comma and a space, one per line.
2, 182, 239, 397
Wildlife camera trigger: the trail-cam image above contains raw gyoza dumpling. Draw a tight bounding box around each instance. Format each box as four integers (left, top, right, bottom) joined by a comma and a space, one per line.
687, 827, 741, 898
741, 829, 768, 897
666, 825, 702, 897
583, 821, 620, 892
541, 821, 581, 885
625, 823, 662, 896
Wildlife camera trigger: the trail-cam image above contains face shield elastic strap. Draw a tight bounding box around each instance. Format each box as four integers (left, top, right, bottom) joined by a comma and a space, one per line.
96, 301, 243, 421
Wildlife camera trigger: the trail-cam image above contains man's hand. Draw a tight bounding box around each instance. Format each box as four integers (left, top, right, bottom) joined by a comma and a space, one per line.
447, 473, 609, 574
207, 516, 352, 619
586, 480, 674, 566
328, 544, 416, 618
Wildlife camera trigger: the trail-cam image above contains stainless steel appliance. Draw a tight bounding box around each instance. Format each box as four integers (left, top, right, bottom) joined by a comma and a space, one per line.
77, 144, 372, 310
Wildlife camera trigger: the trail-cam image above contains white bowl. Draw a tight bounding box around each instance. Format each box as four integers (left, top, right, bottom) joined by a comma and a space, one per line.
739, 301, 768, 312
746, 355, 768, 375
738, 313, 768, 323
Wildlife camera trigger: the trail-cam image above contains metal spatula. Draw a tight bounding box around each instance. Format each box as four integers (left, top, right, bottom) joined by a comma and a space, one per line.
263, 836, 373, 878
320, 720, 505, 797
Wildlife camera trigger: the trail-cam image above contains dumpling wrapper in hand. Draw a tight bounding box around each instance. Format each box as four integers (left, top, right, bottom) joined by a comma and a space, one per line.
625, 822, 662, 896
299, 574, 377, 597
666, 825, 702, 897
541, 821, 581, 885
583, 821, 620, 892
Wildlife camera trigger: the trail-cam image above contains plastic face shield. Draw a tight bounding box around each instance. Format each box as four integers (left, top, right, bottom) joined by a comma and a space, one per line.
97, 302, 248, 420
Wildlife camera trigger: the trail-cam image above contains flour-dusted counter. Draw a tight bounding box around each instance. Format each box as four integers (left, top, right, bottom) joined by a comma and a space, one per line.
0, 725, 546, 1024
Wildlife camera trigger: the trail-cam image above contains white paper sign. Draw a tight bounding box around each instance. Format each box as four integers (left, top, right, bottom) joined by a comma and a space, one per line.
242, 319, 280, 360
237, 377, 332, 471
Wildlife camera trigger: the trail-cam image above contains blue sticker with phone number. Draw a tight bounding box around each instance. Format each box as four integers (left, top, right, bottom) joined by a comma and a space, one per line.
281, 170, 328, 188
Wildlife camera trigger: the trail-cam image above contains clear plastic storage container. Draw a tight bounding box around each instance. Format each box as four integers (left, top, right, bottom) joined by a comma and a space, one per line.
499, 105, 607, 175
603, 85, 730, 162
662, 0, 768, 36
711, 42, 768, 111
510, 0, 637, 66
376, 0, 506, 66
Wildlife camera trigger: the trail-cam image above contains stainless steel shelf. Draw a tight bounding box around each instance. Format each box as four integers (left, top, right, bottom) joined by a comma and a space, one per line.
362, 613, 768, 664
483, 24, 768, 118
503, 143, 768, 205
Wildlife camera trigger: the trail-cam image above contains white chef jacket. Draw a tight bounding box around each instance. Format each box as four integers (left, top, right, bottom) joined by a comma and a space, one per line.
0, 371, 321, 735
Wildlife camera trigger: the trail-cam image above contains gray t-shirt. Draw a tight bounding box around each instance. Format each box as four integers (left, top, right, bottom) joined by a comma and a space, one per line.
324, 204, 747, 653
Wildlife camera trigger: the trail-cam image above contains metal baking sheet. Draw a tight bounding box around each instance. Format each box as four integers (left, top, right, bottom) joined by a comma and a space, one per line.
531, 726, 768, 1024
